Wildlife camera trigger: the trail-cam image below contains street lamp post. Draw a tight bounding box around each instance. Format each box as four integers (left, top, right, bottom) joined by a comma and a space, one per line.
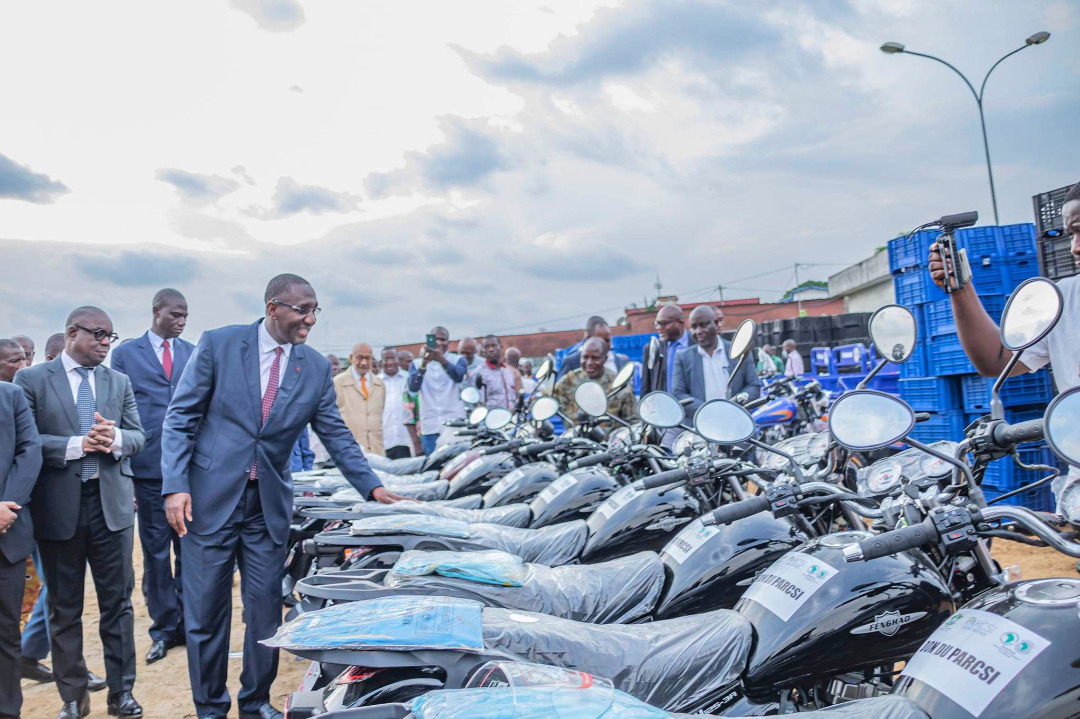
881, 32, 1051, 225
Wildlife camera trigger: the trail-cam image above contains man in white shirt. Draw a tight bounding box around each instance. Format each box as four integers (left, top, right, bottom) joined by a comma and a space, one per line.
379, 348, 413, 458
783, 339, 805, 377
672, 305, 762, 423
407, 326, 468, 455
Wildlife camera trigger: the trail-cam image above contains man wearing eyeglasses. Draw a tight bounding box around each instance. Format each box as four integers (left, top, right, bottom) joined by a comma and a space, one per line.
13, 306, 146, 719
161, 273, 410, 719
640, 304, 693, 396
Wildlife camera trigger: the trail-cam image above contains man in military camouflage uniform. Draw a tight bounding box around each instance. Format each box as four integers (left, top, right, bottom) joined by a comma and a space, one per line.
552, 337, 636, 421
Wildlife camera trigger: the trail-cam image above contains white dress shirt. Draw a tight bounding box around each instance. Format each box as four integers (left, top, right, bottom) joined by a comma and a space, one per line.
61, 350, 124, 470
380, 371, 412, 451
146, 328, 172, 367
257, 320, 292, 396
698, 343, 731, 402
785, 350, 805, 377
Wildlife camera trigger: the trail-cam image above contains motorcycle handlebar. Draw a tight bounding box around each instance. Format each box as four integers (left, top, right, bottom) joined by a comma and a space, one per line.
302, 539, 342, 557
844, 519, 937, 562
636, 467, 690, 491
456, 429, 481, 437
445, 420, 468, 428
702, 494, 770, 526
481, 440, 519, 455
521, 440, 560, 456
992, 418, 1044, 447
569, 452, 612, 469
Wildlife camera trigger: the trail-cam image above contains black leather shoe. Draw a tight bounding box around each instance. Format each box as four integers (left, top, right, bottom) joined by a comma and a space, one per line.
21, 656, 54, 682
146, 640, 168, 664
239, 703, 284, 719
107, 691, 143, 717
87, 671, 107, 692
56, 694, 90, 719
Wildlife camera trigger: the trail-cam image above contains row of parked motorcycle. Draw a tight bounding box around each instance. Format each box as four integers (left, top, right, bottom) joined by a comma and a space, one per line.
271, 276, 1080, 719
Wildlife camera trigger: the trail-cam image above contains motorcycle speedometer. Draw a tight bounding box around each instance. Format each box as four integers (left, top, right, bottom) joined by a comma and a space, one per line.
864, 459, 902, 494
672, 430, 702, 456
609, 427, 632, 448
918, 441, 958, 479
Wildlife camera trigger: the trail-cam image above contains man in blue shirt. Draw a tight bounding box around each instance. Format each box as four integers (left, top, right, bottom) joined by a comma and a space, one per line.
640, 304, 692, 395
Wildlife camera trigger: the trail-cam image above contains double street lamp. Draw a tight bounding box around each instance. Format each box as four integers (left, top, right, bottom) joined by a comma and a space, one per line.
881, 31, 1051, 225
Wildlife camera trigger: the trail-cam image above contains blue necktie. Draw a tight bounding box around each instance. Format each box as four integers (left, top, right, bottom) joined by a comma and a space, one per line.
75, 367, 98, 481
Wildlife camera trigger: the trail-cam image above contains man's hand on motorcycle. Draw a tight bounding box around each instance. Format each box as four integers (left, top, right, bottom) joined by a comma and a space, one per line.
372, 486, 417, 504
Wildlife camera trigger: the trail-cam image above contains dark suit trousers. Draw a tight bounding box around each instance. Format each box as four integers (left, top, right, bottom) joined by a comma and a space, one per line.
38, 479, 136, 701
183, 482, 284, 718
134, 477, 184, 643
0, 554, 26, 719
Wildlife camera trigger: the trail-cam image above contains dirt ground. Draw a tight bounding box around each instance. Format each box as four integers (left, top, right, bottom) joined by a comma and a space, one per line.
18, 535, 1079, 718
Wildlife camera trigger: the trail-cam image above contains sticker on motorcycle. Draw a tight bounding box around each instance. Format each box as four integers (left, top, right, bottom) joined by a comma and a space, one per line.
741, 552, 838, 621
593, 484, 643, 521
900, 608, 1049, 716
536, 474, 579, 505
487, 468, 526, 500
661, 518, 720, 565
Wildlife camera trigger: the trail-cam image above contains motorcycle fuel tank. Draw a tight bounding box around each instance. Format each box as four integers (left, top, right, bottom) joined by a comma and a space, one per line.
446, 453, 515, 499
653, 513, 808, 619
481, 463, 560, 508
527, 466, 620, 528
892, 577, 1080, 719
736, 531, 954, 701
438, 448, 481, 481
580, 483, 701, 563
752, 397, 798, 428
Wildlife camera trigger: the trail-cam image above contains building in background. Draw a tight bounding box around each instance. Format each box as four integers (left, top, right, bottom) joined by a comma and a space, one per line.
828, 250, 895, 314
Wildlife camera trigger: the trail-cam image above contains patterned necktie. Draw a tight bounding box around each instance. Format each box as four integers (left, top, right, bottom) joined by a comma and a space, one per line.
250, 347, 283, 480
360, 374, 369, 400
162, 339, 173, 380
75, 367, 98, 481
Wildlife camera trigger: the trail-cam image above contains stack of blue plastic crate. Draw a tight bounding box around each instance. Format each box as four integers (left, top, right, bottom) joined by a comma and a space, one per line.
889, 223, 1058, 511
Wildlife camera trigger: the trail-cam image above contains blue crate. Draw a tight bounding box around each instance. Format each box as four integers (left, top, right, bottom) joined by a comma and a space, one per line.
899, 377, 962, 413
899, 343, 930, 378
1004, 255, 1039, 285
982, 445, 1058, 493
894, 269, 947, 306
810, 347, 833, 375
888, 229, 944, 274
928, 333, 976, 376
983, 484, 1055, 513
871, 374, 899, 395
832, 343, 870, 373
908, 411, 966, 444
1000, 223, 1036, 256
960, 370, 1054, 414
923, 295, 1006, 338
957, 226, 1005, 259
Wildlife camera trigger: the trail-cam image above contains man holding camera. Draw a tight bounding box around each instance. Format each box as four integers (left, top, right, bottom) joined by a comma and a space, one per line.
407, 326, 468, 455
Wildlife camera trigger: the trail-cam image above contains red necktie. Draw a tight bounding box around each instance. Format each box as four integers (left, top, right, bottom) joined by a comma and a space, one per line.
250, 347, 283, 480
162, 339, 173, 380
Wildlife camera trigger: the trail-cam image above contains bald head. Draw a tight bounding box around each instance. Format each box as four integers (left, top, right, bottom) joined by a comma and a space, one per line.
654, 304, 685, 342
45, 332, 65, 361
580, 337, 608, 379
11, 335, 34, 365
504, 346, 521, 369
782, 339, 796, 352
458, 337, 478, 364
350, 342, 374, 376
0, 339, 28, 382
689, 305, 719, 352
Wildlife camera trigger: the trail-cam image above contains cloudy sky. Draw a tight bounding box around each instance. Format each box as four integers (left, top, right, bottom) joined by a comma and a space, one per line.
1, 0, 1076, 356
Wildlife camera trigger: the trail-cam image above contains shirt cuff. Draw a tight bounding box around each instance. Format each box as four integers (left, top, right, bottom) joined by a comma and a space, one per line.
66, 436, 84, 461
110, 427, 124, 458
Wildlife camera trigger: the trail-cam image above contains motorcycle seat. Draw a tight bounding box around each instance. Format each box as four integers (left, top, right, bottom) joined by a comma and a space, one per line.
383, 551, 665, 623
373, 470, 440, 485
299, 502, 531, 528
367, 455, 428, 475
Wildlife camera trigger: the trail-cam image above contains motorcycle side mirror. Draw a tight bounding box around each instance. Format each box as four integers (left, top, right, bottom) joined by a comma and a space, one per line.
828, 390, 915, 450
529, 396, 560, 422
610, 362, 635, 394
537, 374, 556, 397
637, 391, 684, 428
726, 319, 756, 381
857, 304, 917, 391
573, 380, 608, 418
1044, 386, 1080, 467
460, 386, 481, 405
693, 399, 756, 445
647, 336, 660, 370
989, 277, 1064, 420
484, 408, 513, 430
534, 355, 555, 382
468, 406, 489, 425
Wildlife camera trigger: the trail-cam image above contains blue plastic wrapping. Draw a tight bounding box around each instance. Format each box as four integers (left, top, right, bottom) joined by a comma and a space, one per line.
410, 687, 669, 718
384, 552, 664, 623
349, 515, 471, 538
393, 550, 527, 587
261, 596, 484, 652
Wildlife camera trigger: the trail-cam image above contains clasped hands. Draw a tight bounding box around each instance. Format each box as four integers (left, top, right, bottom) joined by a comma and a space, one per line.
82, 411, 116, 453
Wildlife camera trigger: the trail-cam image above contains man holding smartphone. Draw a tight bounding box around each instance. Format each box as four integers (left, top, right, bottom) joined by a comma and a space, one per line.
407, 326, 468, 455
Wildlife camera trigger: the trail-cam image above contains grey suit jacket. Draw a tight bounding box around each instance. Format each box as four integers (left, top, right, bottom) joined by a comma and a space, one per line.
0, 382, 42, 563
14, 358, 146, 541
670, 339, 762, 422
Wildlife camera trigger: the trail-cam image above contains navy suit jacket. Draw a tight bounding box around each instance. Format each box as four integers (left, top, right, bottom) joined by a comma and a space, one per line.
671, 339, 762, 422
0, 382, 42, 563
160, 320, 383, 544
110, 332, 194, 479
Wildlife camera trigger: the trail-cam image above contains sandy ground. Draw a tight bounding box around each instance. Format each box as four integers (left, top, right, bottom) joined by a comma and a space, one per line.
18, 532, 1079, 718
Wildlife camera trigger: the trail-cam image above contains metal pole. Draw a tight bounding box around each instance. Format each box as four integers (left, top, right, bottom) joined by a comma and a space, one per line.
794, 263, 803, 315
975, 99, 1000, 224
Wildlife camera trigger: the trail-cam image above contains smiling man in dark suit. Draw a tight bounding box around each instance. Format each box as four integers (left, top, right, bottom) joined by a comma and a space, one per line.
161, 273, 411, 719
671, 305, 761, 423
110, 289, 193, 665
14, 306, 146, 719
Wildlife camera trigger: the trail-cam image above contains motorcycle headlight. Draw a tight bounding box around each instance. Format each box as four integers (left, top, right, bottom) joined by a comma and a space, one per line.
862, 459, 902, 495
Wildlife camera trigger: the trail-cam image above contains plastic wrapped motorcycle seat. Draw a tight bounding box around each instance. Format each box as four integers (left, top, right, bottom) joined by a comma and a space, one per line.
350, 515, 472, 539
384, 551, 664, 623
479, 606, 752, 711
330, 480, 450, 503
340, 501, 532, 528
367, 453, 428, 475
392, 550, 527, 587
410, 687, 670, 718
374, 469, 440, 485
262, 596, 484, 653
468, 521, 588, 566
